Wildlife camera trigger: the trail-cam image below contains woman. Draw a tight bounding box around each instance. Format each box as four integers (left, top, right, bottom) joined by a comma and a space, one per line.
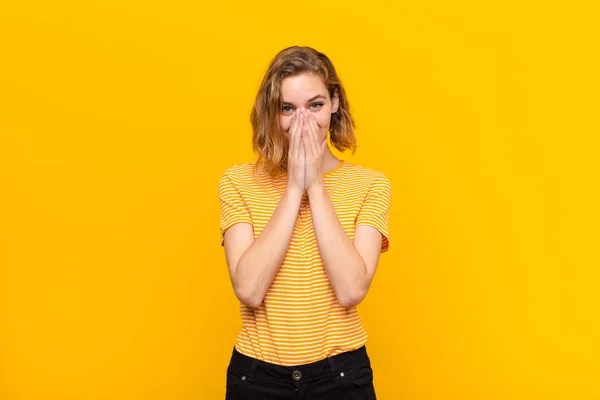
218, 46, 391, 400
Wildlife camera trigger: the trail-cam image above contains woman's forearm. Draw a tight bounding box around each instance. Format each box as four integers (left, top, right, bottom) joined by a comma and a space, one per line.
307, 183, 368, 308
233, 186, 303, 308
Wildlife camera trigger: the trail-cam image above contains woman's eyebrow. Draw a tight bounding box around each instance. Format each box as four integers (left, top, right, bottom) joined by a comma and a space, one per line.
282, 94, 327, 106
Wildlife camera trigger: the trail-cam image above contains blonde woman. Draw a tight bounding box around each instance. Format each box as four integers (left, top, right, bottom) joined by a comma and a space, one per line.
219, 46, 391, 400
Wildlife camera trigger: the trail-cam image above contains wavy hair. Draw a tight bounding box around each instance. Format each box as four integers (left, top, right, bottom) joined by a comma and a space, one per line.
250, 46, 357, 179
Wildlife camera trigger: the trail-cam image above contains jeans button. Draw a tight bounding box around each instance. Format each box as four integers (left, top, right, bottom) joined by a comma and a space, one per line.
292, 370, 303, 381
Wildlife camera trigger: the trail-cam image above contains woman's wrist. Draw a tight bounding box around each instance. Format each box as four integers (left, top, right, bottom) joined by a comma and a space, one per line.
284, 185, 305, 203
307, 181, 326, 197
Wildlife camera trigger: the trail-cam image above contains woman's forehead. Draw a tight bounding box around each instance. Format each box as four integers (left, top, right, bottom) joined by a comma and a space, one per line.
281, 74, 328, 102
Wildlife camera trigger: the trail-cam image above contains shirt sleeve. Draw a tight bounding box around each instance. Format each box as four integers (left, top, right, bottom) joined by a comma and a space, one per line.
218, 168, 253, 247
354, 173, 392, 253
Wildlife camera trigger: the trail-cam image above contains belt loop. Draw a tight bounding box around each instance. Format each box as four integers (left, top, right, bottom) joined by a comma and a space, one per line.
247, 358, 259, 384
327, 355, 340, 382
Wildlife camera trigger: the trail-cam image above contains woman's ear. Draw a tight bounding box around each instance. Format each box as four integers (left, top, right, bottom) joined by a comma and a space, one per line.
332, 90, 340, 113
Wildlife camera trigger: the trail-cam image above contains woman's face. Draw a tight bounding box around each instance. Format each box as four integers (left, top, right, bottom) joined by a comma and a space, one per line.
279, 73, 339, 143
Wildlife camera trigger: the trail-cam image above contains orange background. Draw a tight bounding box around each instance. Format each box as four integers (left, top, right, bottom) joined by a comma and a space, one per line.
1, 0, 598, 399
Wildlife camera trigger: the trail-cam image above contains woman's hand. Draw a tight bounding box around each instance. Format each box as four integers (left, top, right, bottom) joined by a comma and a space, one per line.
301, 108, 327, 193
286, 108, 306, 194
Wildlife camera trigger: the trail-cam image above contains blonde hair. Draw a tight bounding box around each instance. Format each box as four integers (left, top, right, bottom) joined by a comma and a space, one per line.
250, 46, 357, 179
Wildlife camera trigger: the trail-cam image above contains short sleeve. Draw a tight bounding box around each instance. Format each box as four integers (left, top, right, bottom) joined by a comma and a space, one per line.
218, 168, 253, 246
354, 173, 392, 253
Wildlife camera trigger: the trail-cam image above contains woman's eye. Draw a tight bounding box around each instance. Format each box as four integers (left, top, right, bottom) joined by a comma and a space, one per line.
282, 103, 323, 113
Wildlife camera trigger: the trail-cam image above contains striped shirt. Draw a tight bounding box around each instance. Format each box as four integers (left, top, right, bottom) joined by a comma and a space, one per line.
218, 159, 392, 366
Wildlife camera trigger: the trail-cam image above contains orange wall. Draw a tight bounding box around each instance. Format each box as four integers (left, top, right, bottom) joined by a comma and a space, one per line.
1, 1, 598, 399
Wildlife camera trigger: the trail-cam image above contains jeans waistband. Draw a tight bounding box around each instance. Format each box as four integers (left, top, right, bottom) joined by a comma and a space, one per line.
227, 346, 369, 383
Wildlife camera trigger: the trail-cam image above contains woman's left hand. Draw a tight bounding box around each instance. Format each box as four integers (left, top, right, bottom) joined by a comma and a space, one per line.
301, 108, 327, 193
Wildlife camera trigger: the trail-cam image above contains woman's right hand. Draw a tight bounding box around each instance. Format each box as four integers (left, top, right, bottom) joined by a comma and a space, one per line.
287, 108, 305, 195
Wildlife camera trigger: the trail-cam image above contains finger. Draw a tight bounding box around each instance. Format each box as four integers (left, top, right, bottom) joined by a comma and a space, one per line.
298, 131, 305, 158
288, 110, 296, 159
306, 111, 320, 155
292, 109, 301, 160
297, 110, 305, 159
293, 110, 304, 162
301, 114, 313, 158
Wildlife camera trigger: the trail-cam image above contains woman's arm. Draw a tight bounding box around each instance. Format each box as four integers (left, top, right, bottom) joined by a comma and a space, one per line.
307, 184, 383, 308
223, 186, 303, 308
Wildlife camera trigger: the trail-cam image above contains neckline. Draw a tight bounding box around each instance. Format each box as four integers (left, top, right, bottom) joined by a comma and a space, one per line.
254, 160, 348, 197
323, 160, 345, 177
269, 159, 346, 180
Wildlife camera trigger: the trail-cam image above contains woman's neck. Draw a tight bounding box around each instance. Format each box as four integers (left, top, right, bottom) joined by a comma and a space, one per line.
322, 148, 342, 174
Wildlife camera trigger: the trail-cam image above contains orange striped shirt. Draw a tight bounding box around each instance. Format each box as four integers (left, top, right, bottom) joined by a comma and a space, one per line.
218, 159, 391, 366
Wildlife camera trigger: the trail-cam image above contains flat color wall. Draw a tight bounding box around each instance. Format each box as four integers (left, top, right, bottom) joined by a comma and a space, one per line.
1, 0, 598, 399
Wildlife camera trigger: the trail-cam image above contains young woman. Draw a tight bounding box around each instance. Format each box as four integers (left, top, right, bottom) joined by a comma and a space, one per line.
218, 46, 391, 400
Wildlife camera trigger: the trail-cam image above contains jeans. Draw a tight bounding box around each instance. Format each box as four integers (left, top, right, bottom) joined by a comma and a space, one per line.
225, 345, 377, 399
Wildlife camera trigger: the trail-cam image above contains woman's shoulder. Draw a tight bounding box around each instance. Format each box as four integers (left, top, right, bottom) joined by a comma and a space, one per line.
342, 161, 390, 184
220, 161, 260, 180
219, 161, 283, 192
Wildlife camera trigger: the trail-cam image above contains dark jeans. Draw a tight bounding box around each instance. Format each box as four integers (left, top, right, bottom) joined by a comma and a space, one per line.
225, 345, 377, 399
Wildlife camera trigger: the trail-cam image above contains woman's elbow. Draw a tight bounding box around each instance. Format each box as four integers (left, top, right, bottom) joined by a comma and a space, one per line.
233, 284, 263, 308
337, 288, 367, 309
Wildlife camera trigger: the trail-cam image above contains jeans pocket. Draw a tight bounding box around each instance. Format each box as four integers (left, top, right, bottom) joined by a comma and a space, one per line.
226, 369, 249, 392
336, 358, 376, 399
